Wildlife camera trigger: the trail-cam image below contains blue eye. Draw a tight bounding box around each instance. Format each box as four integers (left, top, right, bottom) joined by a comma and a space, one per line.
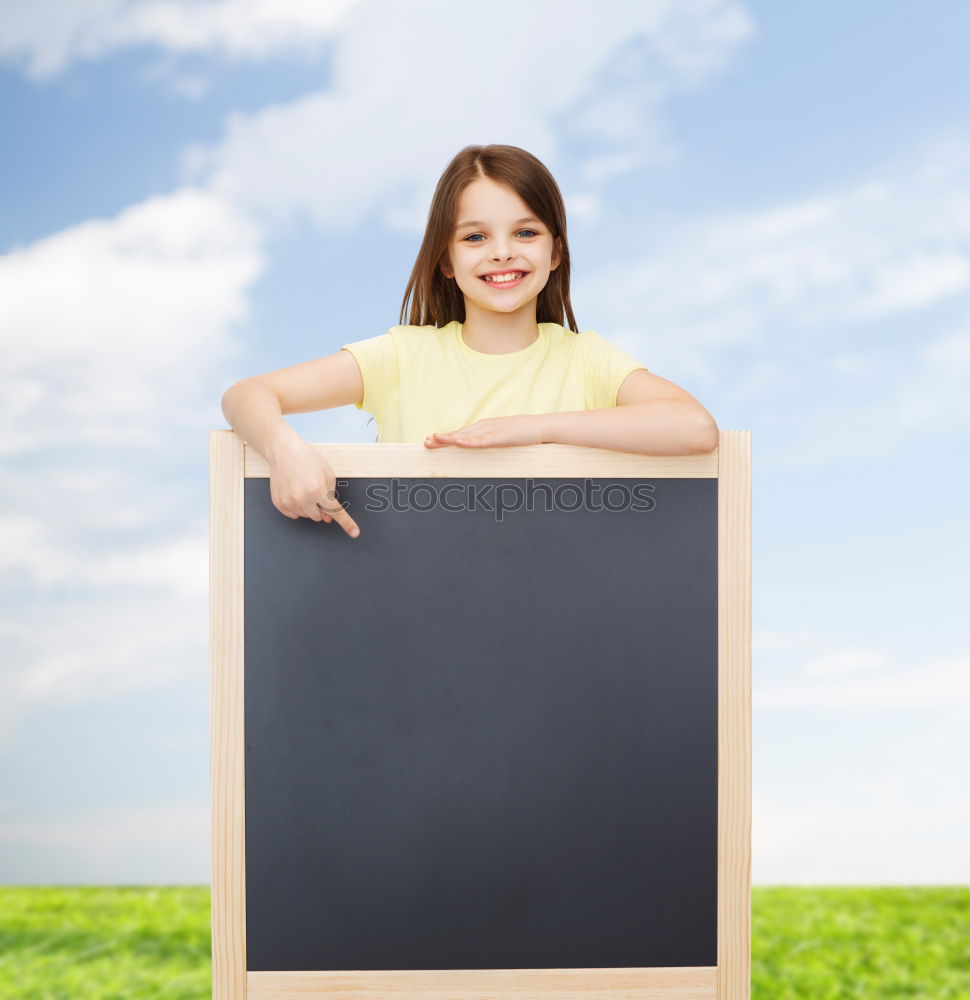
463, 229, 538, 242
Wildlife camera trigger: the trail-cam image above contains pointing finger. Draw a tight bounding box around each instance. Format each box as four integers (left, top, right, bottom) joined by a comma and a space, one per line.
316, 501, 360, 538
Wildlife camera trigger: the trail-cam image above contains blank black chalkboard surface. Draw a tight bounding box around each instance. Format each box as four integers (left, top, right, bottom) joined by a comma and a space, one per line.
209, 434, 751, 1000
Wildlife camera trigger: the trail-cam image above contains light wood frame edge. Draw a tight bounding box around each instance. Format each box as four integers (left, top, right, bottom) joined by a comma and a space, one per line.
717, 430, 752, 1000
247, 967, 717, 999
243, 441, 718, 478
211, 429, 247, 999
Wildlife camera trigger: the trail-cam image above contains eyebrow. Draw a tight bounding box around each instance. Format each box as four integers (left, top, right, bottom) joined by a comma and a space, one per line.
454, 216, 541, 231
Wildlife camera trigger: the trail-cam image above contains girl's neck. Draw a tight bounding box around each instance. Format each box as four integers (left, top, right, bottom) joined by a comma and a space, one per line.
460, 304, 540, 356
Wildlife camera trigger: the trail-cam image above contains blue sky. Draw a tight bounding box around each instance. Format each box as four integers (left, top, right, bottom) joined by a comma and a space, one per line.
0, 0, 967, 885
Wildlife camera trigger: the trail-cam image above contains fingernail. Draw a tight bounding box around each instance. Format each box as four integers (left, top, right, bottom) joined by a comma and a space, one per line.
351, 528, 360, 537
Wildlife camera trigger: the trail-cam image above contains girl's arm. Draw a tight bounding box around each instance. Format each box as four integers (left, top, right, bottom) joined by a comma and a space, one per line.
536, 368, 719, 456
221, 350, 365, 535
221, 349, 364, 465
426, 369, 719, 456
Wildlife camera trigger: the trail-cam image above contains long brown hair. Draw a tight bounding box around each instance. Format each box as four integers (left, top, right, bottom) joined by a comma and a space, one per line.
399, 144, 578, 332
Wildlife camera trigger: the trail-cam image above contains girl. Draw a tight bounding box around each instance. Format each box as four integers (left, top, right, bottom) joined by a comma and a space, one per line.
221, 144, 718, 539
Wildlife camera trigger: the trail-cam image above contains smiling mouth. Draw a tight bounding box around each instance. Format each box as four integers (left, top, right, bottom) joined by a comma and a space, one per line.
479, 271, 529, 284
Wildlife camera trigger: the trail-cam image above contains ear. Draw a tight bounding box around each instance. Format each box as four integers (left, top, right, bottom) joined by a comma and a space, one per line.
551, 236, 562, 271
439, 254, 453, 279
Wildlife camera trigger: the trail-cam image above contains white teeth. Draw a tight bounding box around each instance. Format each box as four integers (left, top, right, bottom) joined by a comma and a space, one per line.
483, 272, 525, 283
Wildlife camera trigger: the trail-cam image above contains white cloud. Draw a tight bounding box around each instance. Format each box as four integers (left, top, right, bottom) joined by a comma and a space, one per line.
756, 650, 970, 712
796, 647, 888, 678
851, 249, 970, 317
0, 803, 209, 883
753, 627, 826, 654
752, 639, 970, 882
0, 0, 756, 112
562, 130, 970, 473
894, 324, 970, 429
0, 0, 357, 80
578, 134, 970, 383
753, 791, 831, 884
0, 515, 207, 596
759, 311, 970, 466
0, 186, 261, 458
178, 0, 755, 230
0, 802, 207, 848
753, 781, 970, 884
0, 187, 263, 740
4, 590, 206, 702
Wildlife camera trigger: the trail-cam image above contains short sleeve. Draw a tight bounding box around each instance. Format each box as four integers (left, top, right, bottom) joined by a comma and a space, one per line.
340, 328, 400, 419
577, 330, 649, 409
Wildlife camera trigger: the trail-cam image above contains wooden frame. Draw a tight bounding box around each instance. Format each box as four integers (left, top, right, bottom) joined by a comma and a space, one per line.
209, 432, 751, 999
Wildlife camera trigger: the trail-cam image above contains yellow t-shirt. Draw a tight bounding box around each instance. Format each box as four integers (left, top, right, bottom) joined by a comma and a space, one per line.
340, 321, 649, 443
340, 320, 649, 443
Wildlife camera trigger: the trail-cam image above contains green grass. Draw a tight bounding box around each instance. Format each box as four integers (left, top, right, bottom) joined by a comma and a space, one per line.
0, 886, 967, 998
752, 887, 970, 999
0, 886, 210, 1000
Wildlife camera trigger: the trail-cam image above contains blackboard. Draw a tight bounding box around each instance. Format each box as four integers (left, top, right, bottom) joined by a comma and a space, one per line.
242, 474, 718, 972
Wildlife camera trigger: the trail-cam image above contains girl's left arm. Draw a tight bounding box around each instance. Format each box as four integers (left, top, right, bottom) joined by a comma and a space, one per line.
425, 369, 719, 456
539, 368, 718, 455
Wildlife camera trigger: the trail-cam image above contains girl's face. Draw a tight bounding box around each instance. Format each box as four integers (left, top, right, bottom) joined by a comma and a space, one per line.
441, 177, 561, 316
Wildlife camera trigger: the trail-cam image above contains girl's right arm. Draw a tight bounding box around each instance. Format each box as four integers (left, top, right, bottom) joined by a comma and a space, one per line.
221, 349, 364, 537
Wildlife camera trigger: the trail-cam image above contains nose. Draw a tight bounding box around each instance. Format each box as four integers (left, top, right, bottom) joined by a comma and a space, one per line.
490, 236, 516, 261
